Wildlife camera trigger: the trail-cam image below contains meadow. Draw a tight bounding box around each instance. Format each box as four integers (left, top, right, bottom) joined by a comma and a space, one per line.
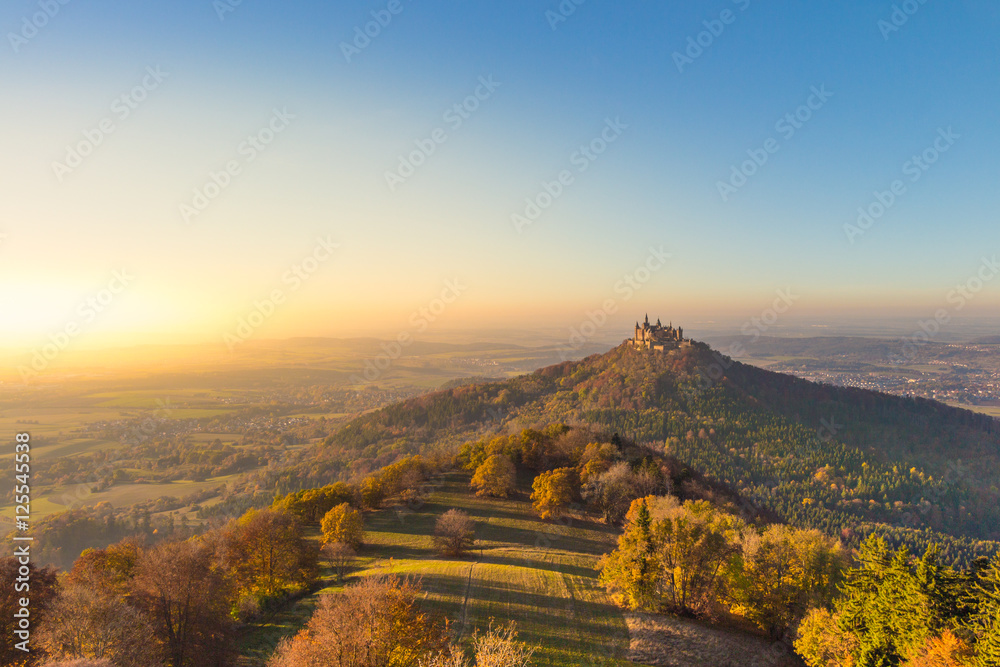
238, 472, 644, 667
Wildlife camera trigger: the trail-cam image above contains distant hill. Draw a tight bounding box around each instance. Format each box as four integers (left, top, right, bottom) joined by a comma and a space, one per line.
317, 341, 1000, 566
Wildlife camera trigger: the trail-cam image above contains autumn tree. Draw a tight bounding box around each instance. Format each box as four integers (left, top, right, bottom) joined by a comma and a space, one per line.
220, 509, 317, 604
321, 503, 364, 549
470, 622, 535, 667
1, 557, 59, 667
378, 456, 429, 502
38, 581, 163, 667
598, 499, 658, 611
68, 539, 142, 595
133, 539, 235, 667
322, 542, 357, 583
902, 630, 973, 667
582, 462, 654, 525
273, 482, 355, 524
530, 468, 577, 520
433, 510, 475, 557
577, 442, 619, 484
651, 499, 744, 616
417, 623, 534, 667
727, 525, 846, 639
358, 476, 387, 510
470, 454, 516, 498
268, 576, 447, 667
794, 608, 859, 667
600, 497, 743, 617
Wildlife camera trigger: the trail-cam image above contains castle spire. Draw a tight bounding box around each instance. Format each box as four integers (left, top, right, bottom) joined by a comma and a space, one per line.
644, 313, 649, 325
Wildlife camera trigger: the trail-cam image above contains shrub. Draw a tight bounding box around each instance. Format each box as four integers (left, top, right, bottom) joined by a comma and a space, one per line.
472, 622, 535, 667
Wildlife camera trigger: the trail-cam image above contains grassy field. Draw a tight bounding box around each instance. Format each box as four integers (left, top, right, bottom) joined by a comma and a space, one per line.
238, 472, 648, 667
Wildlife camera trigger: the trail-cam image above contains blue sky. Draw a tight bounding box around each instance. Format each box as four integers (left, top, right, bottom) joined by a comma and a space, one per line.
2, 0, 998, 346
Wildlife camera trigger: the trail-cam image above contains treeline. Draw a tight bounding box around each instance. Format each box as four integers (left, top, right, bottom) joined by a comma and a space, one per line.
1, 454, 446, 667
2, 509, 316, 667
795, 536, 1000, 667
457, 423, 771, 529
597, 494, 1000, 666
600, 496, 844, 638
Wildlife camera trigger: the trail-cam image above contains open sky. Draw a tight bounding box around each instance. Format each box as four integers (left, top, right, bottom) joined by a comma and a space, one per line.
2, 0, 999, 351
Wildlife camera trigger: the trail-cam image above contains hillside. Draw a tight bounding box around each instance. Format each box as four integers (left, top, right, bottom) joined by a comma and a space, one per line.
311, 341, 1000, 565
240, 471, 798, 667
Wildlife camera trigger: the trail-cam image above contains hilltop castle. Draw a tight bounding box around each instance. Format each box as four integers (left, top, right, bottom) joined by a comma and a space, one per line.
628, 314, 689, 351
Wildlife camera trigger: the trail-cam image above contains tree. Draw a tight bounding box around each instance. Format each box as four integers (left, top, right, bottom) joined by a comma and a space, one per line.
973, 554, 1000, 667
68, 540, 142, 596
358, 476, 386, 509
418, 654, 467, 667
133, 539, 235, 667
268, 576, 447, 667
38, 581, 163, 667
416, 623, 534, 667
901, 630, 972, 667
470, 455, 516, 498
837, 536, 965, 667
794, 608, 859, 667
582, 462, 649, 525
470, 622, 534, 667
727, 525, 846, 639
598, 499, 657, 611
322, 542, 357, 583
600, 498, 743, 617
1, 557, 59, 667
530, 468, 577, 520
274, 483, 356, 524
220, 509, 317, 602
433, 510, 475, 557
577, 442, 619, 484
321, 503, 364, 549
651, 500, 743, 616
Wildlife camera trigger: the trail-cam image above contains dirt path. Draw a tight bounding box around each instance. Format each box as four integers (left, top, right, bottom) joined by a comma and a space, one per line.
459, 561, 478, 638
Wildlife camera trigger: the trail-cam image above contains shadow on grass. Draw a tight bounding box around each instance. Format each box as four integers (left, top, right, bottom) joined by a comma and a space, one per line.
477, 552, 598, 578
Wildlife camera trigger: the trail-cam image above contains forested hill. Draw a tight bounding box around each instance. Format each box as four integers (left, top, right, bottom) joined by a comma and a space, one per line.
322, 341, 1000, 566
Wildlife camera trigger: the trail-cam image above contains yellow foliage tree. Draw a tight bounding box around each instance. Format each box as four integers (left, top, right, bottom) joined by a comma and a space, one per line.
727, 524, 846, 639
530, 468, 577, 519
222, 509, 318, 599
320, 503, 364, 549
470, 454, 516, 498
794, 608, 858, 667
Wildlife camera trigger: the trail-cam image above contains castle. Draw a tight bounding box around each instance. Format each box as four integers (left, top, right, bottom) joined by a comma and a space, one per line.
628, 314, 689, 351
